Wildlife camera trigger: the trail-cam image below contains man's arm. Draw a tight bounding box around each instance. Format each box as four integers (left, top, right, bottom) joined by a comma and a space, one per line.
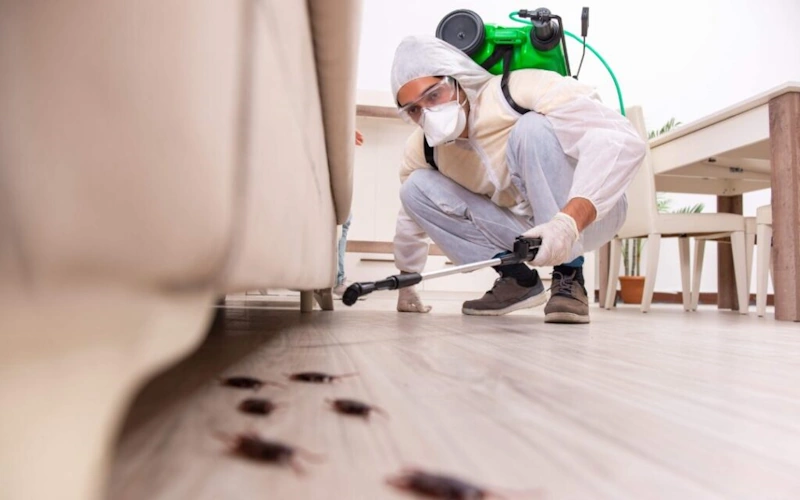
523, 95, 645, 267
561, 197, 597, 232
394, 207, 430, 273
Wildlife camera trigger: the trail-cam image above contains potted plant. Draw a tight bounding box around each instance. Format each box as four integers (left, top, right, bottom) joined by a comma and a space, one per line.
619, 239, 646, 304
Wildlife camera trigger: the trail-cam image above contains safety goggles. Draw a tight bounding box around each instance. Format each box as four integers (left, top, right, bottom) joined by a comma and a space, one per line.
397, 76, 458, 124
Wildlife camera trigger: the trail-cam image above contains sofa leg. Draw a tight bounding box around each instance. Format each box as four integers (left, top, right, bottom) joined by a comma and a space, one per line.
0, 287, 215, 500
315, 289, 334, 311
300, 291, 314, 312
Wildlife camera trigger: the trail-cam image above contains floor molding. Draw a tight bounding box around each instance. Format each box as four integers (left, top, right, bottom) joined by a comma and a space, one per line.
595, 290, 775, 306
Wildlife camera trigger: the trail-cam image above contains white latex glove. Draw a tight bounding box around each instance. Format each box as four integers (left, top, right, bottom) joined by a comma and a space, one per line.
397, 286, 432, 313
523, 212, 580, 267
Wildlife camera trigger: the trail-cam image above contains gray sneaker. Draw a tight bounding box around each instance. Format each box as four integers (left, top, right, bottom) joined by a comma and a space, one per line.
544, 268, 590, 324
462, 275, 547, 316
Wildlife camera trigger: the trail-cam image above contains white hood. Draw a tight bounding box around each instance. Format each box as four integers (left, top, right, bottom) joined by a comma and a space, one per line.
390, 34, 493, 106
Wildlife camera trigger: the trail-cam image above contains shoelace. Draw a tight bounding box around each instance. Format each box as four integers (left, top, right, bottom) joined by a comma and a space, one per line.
549, 271, 577, 298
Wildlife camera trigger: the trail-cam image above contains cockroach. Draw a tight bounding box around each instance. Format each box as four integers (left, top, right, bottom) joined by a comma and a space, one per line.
325, 398, 389, 420
214, 431, 324, 475
285, 371, 358, 384
386, 468, 534, 500
237, 398, 282, 416
219, 376, 284, 390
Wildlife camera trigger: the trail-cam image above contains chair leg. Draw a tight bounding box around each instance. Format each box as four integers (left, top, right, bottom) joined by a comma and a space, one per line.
769, 246, 775, 292
745, 228, 756, 293
604, 238, 623, 309
678, 236, 691, 311
756, 224, 773, 317
641, 234, 661, 313
691, 239, 706, 311
730, 231, 749, 315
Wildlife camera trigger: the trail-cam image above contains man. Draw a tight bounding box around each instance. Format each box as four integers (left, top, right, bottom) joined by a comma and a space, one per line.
391, 35, 646, 323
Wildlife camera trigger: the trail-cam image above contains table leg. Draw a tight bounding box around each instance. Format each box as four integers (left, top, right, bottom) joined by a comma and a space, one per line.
769, 92, 800, 321
598, 242, 610, 306
717, 195, 743, 310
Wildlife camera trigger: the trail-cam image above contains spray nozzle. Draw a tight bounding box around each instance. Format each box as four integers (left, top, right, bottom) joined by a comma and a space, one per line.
581, 7, 590, 37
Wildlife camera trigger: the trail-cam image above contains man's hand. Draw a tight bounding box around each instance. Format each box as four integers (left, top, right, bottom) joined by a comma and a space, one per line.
523, 212, 580, 267
397, 286, 432, 313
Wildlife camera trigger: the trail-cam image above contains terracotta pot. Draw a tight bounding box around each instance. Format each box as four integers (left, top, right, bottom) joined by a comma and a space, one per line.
619, 276, 646, 304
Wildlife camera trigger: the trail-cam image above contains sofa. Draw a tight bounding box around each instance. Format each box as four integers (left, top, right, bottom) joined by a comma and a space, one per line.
0, 1, 361, 499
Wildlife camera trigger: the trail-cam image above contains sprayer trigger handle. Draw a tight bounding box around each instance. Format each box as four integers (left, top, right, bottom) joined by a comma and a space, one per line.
513, 236, 543, 262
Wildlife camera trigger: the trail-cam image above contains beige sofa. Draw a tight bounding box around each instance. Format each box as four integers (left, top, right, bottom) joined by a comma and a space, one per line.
0, 1, 361, 499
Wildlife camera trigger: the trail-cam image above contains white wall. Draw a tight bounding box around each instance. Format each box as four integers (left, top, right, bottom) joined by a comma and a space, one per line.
351, 0, 800, 294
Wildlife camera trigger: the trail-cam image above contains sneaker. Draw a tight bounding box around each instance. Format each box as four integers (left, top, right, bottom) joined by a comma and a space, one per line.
544, 267, 590, 324
333, 283, 348, 297
462, 274, 547, 316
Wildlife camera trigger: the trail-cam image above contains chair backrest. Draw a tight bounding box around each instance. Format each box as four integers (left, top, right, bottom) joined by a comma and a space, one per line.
615, 105, 658, 239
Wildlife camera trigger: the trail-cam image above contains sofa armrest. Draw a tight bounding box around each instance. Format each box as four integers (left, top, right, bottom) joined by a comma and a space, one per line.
307, 0, 363, 225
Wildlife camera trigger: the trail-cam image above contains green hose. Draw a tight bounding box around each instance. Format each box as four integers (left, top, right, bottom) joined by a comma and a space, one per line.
509, 12, 625, 116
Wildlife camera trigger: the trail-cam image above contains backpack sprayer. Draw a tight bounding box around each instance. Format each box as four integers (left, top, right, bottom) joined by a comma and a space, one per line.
435, 7, 626, 115
342, 7, 625, 307
436, 8, 572, 77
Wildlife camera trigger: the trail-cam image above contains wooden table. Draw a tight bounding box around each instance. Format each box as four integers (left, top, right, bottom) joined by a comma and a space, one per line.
602, 82, 799, 321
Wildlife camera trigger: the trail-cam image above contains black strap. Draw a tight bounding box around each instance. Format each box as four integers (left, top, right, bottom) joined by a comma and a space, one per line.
423, 136, 437, 170
480, 45, 511, 72
500, 49, 530, 115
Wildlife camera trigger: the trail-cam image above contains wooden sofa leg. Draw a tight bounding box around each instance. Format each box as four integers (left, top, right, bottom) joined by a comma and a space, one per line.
300, 291, 314, 312
315, 289, 334, 311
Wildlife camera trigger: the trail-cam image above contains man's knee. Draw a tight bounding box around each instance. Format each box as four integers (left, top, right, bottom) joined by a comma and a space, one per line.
509, 111, 558, 148
400, 169, 469, 219
507, 111, 571, 180
399, 169, 438, 211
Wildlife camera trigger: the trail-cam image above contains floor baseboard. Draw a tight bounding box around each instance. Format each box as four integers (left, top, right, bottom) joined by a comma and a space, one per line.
594, 290, 775, 306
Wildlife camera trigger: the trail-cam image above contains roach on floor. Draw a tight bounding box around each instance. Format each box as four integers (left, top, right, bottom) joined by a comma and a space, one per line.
237, 398, 282, 416
285, 371, 359, 384
219, 376, 284, 390
326, 398, 389, 420
214, 431, 324, 475
386, 468, 526, 500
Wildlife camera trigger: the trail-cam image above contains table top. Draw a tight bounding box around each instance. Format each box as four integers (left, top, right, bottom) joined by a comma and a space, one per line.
648, 81, 799, 195
650, 81, 800, 147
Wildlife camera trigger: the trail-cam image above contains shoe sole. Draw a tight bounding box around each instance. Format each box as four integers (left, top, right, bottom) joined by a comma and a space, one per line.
462, 290, 548, 316
544, 311, 590, 324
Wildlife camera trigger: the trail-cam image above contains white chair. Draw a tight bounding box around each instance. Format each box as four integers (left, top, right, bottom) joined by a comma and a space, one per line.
604, 106, 750, 314
689, 208, 773, 314
755, 204, 774, 316
687, 223, 754, 313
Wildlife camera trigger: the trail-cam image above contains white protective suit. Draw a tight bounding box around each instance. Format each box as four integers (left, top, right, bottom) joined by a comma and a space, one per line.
390, 35, 645, 273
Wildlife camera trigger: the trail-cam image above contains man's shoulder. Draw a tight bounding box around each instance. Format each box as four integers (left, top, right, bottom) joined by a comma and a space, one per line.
507, 69, 597, 112
509, 68, 573, 86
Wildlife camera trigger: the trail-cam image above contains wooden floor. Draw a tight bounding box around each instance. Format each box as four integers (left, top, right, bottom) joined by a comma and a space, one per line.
105, 292, 800, 500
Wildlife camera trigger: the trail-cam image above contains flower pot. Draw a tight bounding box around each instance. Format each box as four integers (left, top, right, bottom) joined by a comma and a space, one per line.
619, 276, 646, 304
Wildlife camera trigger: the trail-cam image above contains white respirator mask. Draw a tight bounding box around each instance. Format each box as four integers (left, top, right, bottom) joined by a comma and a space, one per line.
420, 87, 467, 146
